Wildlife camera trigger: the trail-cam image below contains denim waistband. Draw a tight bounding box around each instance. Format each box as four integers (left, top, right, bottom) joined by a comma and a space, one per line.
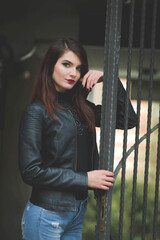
27, 197, 88, 212
76, 197, 88, 208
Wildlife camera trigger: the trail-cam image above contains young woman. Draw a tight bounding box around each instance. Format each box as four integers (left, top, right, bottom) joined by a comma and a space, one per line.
18, 37, 137, 240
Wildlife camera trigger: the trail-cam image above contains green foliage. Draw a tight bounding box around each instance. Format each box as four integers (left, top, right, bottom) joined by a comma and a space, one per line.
83, 180, 160, 240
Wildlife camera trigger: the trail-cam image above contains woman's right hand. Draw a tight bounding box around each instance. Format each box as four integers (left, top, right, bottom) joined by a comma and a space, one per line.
87, 170, 115, 190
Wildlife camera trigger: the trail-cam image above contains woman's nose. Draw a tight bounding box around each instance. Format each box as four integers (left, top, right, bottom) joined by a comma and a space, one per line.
70, 67, 77, 77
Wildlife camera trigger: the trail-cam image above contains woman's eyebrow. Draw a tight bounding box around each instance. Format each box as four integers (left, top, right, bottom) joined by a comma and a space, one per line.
62, 59, 82, 67
62, 60, 72, 64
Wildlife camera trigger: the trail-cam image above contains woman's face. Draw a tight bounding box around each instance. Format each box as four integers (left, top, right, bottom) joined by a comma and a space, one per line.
52, 50, 82, 92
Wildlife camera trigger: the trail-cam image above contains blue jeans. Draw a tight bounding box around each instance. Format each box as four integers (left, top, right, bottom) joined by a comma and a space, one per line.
21, 198, 88, 240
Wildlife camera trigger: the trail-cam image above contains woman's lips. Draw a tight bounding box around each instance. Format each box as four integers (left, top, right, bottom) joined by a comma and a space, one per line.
67, 79, 75, 84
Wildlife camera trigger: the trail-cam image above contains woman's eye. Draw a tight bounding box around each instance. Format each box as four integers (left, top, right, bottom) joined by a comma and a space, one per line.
77, 66, 81, 72
63, 62, 70, 67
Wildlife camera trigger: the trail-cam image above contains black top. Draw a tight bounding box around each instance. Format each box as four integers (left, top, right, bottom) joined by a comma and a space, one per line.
57, 91, 91, 200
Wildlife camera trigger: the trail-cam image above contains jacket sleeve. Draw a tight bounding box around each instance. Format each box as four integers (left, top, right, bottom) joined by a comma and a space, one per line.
116, 78, 137, 129
18, 104, 88, 191
87, 78, 137, 129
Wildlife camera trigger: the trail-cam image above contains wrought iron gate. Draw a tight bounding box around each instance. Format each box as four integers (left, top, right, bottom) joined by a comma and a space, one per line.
95, 0, 160, 239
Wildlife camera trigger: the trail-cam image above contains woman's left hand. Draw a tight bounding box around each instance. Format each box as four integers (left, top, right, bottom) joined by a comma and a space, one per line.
80, 70, 103, 91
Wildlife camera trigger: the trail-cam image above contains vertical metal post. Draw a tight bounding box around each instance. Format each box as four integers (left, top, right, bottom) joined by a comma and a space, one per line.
141, 0, 157, 239
130, 1, 146, 239
95, 0, 123, 239
119, 0, 135, 239
153, 109, 160, 240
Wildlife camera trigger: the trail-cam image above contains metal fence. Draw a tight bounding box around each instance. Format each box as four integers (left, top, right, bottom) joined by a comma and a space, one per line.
95, 0, 160, 239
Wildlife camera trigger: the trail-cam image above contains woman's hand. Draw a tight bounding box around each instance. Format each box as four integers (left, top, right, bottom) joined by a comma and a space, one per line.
87, 170, 115, 190
80, 70, 103, 91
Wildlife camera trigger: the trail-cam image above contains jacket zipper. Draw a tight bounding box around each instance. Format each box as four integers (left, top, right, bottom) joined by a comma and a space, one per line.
68, 110, 77, 171
91, 135, 94, 170
68, 110, 77, 211
91, 131, 96, 170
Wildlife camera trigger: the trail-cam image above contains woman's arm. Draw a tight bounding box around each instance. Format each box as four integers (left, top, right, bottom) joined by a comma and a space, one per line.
18, 104, 88, 191
82, 70, 137, 129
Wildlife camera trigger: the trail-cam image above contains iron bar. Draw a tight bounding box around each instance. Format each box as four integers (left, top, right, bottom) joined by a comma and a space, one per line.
114, 123, 159, 179
141, 0, 158, 238
130, 1, 146, 239
95, 0, 123, 239
118, 0, 135, 239
153, 108, 160, 240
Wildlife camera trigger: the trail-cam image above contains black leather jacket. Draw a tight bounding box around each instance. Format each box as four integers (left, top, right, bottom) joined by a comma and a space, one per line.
18, 79, 137, 212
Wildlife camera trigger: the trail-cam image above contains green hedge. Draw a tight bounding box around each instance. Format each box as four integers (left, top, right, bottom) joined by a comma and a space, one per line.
83, 179, 160, 240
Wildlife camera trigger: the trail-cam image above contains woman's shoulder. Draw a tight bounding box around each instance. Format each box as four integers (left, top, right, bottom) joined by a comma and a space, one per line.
22, 100, 46, 117
19, 101, 46, 131
26, 100, 44, 110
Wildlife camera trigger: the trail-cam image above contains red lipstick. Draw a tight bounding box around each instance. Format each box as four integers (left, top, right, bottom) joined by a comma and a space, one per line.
67, 79, 75, 84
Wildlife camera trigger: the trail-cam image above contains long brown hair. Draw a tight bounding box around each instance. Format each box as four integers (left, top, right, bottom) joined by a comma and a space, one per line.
30, 37, 95, 132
